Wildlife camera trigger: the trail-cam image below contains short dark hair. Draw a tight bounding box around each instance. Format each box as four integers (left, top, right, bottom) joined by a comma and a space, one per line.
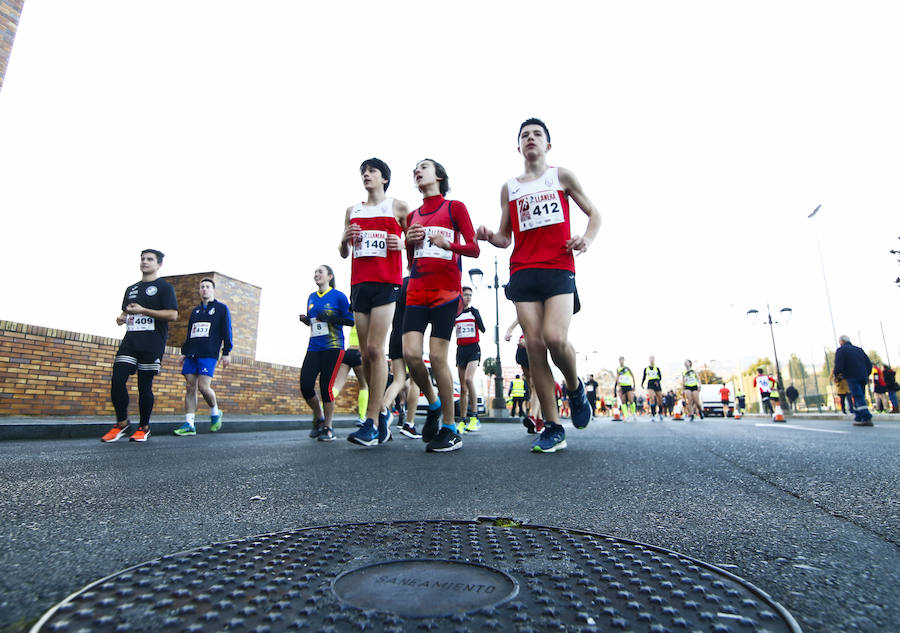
141, 249, 164, 264
518, 117, 550, 143
418, 158, 450, 196
321, 264, 336, 288
462, 286, 472, 293
757, 367, 764, 373
200, 277, 215, 288
360, 158, 391, 192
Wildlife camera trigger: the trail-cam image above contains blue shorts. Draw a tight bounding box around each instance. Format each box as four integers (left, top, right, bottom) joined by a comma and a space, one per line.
182, 356, 217, 377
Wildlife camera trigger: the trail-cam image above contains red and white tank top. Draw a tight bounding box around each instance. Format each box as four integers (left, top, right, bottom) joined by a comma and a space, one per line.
454, 309, 479, 345
349, 197, 402, 286
507, 167, 574, 274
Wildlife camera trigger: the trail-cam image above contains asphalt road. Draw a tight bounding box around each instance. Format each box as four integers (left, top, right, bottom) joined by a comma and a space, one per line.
1, 415, 897, 632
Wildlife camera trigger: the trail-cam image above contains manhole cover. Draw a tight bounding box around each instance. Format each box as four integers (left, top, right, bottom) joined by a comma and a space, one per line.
32, 519, 801, 632
333, 559, 518, 617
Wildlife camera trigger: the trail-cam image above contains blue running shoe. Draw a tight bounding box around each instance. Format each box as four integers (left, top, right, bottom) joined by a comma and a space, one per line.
567, 379, 592, 429
209, 412, 223, 433
173, 423, 196, 436
531, 422, 567, 453
378, 409, 393, 444
348, 419, 379, 447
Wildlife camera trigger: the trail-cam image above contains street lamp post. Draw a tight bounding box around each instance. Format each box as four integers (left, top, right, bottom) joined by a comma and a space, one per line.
469, 257, 507, 417
747, 304, 792, 399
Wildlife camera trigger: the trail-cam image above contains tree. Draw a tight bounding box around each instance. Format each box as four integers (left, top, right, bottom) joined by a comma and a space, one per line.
698, 368, 724, 384
867, 349, 884, 366
788, 354, 808, 382
744, 358, 772, 376
482, 356, 498, 377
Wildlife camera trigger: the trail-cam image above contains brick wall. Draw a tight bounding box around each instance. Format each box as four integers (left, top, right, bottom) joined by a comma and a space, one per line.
0, 321, 360, 418
164, 272, 261, 358
0, 0, 24, 92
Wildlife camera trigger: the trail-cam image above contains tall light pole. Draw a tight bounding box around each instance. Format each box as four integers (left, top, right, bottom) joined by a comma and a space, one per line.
808, 205, 838, 346
468, 257, 507, 417
747, 304, 792, 397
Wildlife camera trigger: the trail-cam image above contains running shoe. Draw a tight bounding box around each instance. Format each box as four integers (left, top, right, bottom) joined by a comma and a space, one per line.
400, 423, 422, 439
422, 406, 442, 443
173, 423, 196, 436
531, 422, 566, 453
534, 418, 545, 433
567, 379, 591, 429
317, 426, 335, 441
309, 419, 324, 439
210, 413, 223, 433
522, 415, 536, 434
425, 427, 462, 452
101, 424, 129, 443
465, 416, 481, 433
356, 419, 366, 427
348, 419, 379, 447
129, 427, 151, 442
456, 419, 467, 435
378, 411, 393, 444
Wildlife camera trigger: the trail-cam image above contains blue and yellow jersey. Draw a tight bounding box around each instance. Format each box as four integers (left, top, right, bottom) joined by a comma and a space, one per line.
305, 288, 352, 352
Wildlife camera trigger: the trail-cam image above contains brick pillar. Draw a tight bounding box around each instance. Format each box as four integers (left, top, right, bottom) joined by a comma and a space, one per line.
164, 272, 261, 359
0, 1, 25, 92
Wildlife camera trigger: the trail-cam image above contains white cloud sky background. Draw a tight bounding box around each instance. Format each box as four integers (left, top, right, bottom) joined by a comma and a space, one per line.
1, 1, 898, 383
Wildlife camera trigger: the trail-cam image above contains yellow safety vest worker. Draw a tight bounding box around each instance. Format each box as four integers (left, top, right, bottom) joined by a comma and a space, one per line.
511, 378, 526, 397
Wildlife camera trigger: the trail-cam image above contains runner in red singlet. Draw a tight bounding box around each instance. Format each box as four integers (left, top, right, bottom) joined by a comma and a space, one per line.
404, 158, 480, 453
477, 118, 601, 453
340, 158, 409, 447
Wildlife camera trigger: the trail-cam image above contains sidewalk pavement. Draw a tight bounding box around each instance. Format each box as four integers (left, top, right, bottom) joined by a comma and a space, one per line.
0, 410, 893, 441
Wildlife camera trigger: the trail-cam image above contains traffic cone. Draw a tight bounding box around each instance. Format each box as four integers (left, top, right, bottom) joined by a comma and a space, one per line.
612, 406, 622, 421
773, 403, 786, 422
673, 401, 683, 420
733, 409, 742, 420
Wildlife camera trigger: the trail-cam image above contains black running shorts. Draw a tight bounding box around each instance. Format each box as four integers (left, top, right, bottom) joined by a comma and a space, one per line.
351, 282, 400, 314
505, 268, 580, 314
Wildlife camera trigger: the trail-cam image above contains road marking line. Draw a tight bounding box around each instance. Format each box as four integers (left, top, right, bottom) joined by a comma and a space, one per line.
755, 423, 848, 434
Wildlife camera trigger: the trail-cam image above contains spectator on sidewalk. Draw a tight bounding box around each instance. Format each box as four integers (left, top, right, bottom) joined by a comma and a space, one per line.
785, 384, 799, 411
833, 335, 873, 426
883, 365, 899, 413
834, 375, 853, 414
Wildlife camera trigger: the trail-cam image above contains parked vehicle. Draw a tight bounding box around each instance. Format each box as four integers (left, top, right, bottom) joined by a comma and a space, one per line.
415, 358, 462, 416
700, 383, 733, 417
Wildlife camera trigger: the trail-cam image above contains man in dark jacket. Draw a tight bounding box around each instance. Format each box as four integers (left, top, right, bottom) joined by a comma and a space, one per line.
833, 335, 873, 426
174, 278, 233, 436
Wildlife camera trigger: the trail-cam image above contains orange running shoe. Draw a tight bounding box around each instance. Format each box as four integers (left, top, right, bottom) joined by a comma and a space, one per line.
129, 427, 151, 442
101, 424, 129, 442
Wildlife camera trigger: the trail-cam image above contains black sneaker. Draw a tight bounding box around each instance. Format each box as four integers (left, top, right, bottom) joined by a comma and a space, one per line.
422, 406, 442, 443
309, 419, 324, 439
425, 427, 462, 453
317, 427, 335, 441
522, 415, 536, 433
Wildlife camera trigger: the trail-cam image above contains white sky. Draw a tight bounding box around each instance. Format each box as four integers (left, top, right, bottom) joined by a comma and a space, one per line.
1, 1, 898, 383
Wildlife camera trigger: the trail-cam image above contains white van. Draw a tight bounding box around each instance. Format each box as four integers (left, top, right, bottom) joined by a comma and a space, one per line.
700, 383, 733, 417
415, 357, 462, 416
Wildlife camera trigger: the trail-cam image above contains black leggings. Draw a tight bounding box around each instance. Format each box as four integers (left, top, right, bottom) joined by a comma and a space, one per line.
300, 349, 344, 402
111, 363, 156, 426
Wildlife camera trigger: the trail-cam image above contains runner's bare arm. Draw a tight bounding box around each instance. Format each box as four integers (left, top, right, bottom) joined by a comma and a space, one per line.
559, 167, 601, 253
476, 183, 512, 248
504, 318, 519, 342
339, 206, 357, 258
388, 199, 410, 251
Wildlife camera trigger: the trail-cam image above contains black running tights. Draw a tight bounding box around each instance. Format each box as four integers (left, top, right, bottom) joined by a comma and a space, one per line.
111, 363, 156, 426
